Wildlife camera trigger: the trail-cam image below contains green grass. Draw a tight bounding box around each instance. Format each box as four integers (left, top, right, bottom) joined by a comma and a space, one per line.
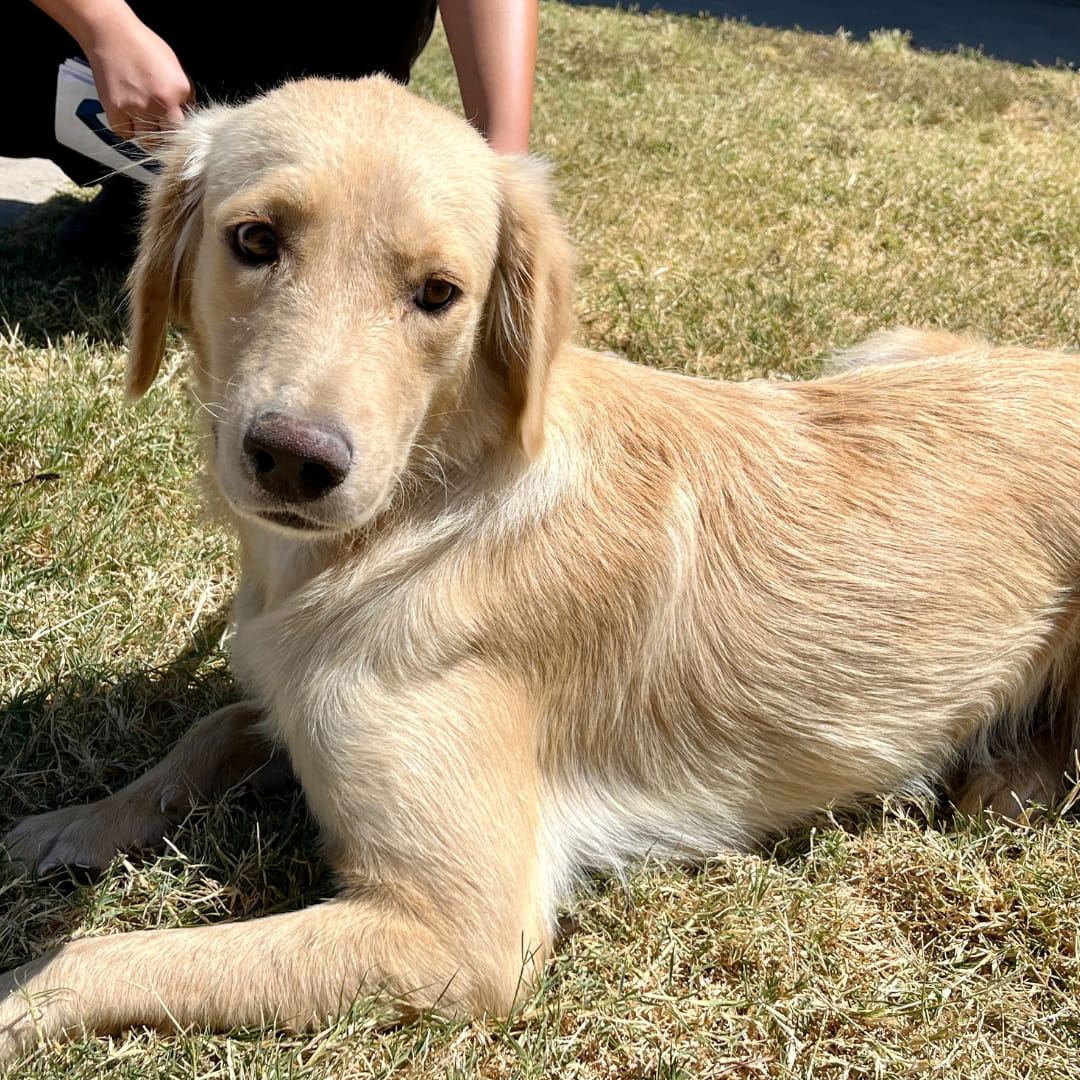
2, 4, 1080, 1076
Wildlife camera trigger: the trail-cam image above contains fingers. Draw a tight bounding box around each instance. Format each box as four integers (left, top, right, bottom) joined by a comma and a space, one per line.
105, 77, 194, 145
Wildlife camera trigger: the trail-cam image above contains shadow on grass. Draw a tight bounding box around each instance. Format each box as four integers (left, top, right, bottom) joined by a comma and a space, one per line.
763, 798, 947, 865
761, 786, 1078, 869
2, 611, 231, 819
0, 608, 326, 972
0, 193, 130, 347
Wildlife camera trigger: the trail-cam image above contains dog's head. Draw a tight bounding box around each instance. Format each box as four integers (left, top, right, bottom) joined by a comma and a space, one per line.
128, 77, 572, 537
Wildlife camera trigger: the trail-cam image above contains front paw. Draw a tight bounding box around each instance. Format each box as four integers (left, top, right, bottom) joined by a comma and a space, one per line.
4, 805, 111, 876
0, 967, 48, 1065
3, 797, 166, 876
0, 950, 86, 1065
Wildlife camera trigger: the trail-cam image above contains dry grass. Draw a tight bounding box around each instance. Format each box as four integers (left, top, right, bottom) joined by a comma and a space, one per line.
2, 3, 1080, 1076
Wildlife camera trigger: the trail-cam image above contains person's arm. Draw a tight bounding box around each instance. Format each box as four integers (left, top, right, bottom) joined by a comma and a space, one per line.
438, 0, 537, 154
30, 0, 193, 141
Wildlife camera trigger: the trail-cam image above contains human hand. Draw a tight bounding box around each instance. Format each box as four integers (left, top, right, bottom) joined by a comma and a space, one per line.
77, 5, 194, 145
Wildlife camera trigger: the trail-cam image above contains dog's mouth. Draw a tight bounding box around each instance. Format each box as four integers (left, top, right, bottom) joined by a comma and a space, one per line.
255, 509, 335, 533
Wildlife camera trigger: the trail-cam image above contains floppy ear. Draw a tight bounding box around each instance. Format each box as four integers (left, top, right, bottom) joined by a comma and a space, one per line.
126, 120, 215, 400
483, 157, 574, 457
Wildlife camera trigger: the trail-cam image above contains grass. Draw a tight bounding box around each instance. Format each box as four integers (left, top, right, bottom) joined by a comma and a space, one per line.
2, 3, 1080, 1076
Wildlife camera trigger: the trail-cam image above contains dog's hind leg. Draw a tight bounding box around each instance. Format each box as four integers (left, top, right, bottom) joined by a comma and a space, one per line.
3, 701, 290, 874
953, 715, 1080, 819
953, 603, 1080, 819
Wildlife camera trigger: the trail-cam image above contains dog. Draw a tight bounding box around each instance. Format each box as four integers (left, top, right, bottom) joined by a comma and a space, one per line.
2, 75, 1079, 1059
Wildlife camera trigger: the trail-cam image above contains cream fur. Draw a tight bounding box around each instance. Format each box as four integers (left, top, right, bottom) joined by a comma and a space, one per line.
3, 76, 1079, 1059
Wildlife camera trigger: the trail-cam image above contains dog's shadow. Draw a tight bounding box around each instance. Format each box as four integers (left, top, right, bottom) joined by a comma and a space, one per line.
0, 193, 131, 345
0, 608, 327, 973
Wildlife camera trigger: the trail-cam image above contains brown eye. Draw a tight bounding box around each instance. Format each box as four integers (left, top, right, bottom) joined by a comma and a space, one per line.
233, 222, 279, 264
416, 278, 458, 312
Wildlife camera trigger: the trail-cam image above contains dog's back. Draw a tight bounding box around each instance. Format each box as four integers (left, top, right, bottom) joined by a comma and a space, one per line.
470, 338, 1080, 873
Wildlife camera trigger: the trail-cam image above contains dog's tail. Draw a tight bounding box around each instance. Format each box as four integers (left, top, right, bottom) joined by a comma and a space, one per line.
828, 327, 986, 372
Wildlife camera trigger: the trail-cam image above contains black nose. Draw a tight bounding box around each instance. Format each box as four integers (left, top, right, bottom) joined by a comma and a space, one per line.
243, 412, 352, 502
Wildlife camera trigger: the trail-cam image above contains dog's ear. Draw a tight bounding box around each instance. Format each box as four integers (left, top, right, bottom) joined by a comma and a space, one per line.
126, 119, 215, 399
484, 157, 574, 457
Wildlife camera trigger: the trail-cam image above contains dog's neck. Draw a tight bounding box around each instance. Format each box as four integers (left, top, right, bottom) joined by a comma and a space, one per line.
231, 448, 533, 623
232, 522, 341, 619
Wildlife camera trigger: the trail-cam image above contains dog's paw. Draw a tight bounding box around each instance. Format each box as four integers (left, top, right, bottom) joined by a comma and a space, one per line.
3, 798, 164, 876
953, 758, 1064, 821
4, 805, 112, 875
0, 967, 47, 1065
0, 952, 86, 1065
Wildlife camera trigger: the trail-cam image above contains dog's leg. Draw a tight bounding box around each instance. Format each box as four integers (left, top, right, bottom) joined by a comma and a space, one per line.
3, 701, 290, 873
953, 717, 1080, 819
0, 882, 538, 1063
0, 670, 550, 1060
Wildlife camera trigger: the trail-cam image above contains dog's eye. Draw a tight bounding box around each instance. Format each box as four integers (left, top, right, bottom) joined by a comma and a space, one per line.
233, 222, 280, 264
416, 278, 458, 313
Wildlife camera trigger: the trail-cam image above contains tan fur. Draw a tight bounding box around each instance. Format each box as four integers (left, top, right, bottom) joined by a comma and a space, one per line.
3, 76, 1079, 1060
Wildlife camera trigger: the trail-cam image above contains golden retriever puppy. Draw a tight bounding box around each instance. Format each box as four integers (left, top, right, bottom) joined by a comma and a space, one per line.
2, 76, 1078, 1059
